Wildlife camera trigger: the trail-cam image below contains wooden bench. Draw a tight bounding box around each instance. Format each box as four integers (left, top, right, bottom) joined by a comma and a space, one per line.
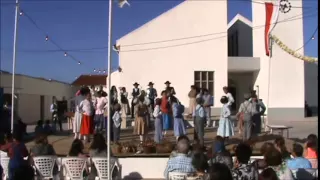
266, 125, 293, 138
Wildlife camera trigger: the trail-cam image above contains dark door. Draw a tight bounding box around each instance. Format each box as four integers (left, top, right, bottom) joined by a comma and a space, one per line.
228, 87, 237, 111
40, 95, 44, 120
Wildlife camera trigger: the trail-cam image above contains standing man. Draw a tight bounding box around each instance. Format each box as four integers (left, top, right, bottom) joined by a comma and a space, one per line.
164, 81, 176, 95
50, 97, 59, 131
223, 86, 235, 127
202, 88, 213, 127
147, 82, 157, 114
131, 82, 140, 118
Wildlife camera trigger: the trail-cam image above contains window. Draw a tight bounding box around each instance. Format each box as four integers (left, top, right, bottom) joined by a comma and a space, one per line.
194, 71, 214, 95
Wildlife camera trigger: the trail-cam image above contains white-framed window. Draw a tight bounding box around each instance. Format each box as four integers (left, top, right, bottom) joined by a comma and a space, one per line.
194, 71, 214, 95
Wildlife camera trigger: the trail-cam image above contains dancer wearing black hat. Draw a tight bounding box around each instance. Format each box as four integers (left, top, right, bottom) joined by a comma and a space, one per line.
147, 82, 157, 114
164, 81, 176, 95
131, 82, 140, 118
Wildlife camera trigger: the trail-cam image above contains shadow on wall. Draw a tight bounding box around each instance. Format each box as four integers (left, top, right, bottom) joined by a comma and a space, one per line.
123, 172, 143, 180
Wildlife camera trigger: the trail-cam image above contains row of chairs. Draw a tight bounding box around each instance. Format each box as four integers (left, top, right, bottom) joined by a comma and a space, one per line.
0, 155, 120, 180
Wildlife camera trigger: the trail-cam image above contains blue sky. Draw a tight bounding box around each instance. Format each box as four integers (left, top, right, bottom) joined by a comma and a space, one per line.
0, 0, 318, 83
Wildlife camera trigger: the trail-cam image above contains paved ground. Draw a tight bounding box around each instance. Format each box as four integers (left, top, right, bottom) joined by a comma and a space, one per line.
25, 116, 318, 156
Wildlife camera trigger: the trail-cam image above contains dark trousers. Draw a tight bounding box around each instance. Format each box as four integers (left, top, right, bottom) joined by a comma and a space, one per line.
194, 116, 205, 146
52, 113, 63, 132
106, 110, 115, 142
113, 124, 121, 142
149, 98, 155, 114
131, 100, 136, 118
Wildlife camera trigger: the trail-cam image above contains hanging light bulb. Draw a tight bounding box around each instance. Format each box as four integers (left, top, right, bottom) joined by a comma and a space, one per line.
19, 10, 23, 16
78, 61, 81, 65
312, 37, 315, 40
103, 70, 106, 73
45, 35, 49, 41
64, 52, 67, 57
98, 70, 101, 73
93, 69, 96, 72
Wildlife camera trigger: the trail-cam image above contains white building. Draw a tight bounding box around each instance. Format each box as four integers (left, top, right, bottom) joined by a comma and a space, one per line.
0, 71, 78, 124
110, 0, 317, 121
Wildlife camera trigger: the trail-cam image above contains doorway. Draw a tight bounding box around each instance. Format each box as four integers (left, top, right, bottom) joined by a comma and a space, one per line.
228, 79, 237, 111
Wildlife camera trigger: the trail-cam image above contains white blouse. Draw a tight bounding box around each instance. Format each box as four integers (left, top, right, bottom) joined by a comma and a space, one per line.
80, 99, 93, 116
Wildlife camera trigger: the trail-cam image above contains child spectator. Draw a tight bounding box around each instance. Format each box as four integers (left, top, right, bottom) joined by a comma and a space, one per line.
287, 143, 312, 169
304, 134, 318, 168
274, 137, 291, 160
193, 98, 205, 146
264, 149, 294, 180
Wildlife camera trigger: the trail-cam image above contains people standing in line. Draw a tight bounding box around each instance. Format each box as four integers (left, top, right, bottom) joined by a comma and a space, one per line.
94, 91, 107, 133
131, 82, 140, 119
217, 96, 234, 142
164, 81, 176, 95
73, 87, 88, 140
119, 87, 130, 129
236, 93, 257, 141
202, 88, 213, 127
160, 90, 171, 136
172, 98, 186, 141
188, 85, 197, 117
79, 91, 94, 143
193, 98, 206, 147
153, 98, 163, 143
134, 96, 149, 145
112, 103, 122, 143
147, 82, 158, 115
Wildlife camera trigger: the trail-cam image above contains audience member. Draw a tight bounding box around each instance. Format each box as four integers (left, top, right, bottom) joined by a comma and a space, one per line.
11, 164, 34, 180
191, 152, 210, 180
68, 139, 86, 157
43, 120, 53, 135
287, 143, 312, 169
208, 163, 233, 180
253, 142, 275, 169
0, 133, 13, 152
304, 134, 318, 168
274, 137, 291, 160
233, 143, 259, 180
34, 120, 44, 135
259, 168, 279, 180
164, 139, 195, 179
209, 136, 233, 169
264, 149, 294, 180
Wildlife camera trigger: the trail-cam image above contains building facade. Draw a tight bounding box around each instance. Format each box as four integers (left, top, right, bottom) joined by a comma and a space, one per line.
111, 0, 317, 121
0, 71, 77, 124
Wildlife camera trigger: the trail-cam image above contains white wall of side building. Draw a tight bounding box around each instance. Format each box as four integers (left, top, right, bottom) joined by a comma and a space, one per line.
116, 0, 228, 108
252, 0, 306, 121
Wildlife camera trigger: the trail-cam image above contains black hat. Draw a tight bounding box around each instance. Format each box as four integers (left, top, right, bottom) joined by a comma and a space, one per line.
164, 81, 171, 85
133, 82, 139, 86
148, 82, 154, 86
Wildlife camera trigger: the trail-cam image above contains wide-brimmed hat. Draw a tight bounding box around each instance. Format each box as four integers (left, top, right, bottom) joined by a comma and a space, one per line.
133, 82, 139, 86
148, 82, 154, 86
164, 81, 171, 85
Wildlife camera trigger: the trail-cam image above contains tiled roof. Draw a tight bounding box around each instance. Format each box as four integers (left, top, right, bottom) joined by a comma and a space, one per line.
72, 74, 107, 86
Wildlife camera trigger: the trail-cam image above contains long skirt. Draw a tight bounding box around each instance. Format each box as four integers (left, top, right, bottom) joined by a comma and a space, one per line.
154, 117, 163, 143
73, 111, 82, 133
162, 113, 171, 130
217, 117, 234, 138
173, 117, 186, 137
80, 114, 93, 135
188, 98, 196, 114
134, 116, 148, 135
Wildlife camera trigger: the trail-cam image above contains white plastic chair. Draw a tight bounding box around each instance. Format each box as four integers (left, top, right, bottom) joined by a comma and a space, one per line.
33, 156, 57, 179
0, 157, 9, 180
168, 172, 189, 180
62, 157, 87, 180
91, 157, 118, 180
186, 176, 203, 180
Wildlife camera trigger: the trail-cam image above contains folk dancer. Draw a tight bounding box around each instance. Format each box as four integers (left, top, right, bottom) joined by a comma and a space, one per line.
94, 91, 108, 133
193, 98, 206, 147
134, 96, 149, 145
202, 88, 213, 127
80, 91, 94, 143
250, 94, 266, 136
172, 98, 186, 141
188, 85, 197, 117
223, 86, 234, 126
160, 91, 171, 136
153, 98, 163, 143
73, 87, 87, 139
131, 82, 140, 118
140, 90, 151, 127
164, 81, 176, 95
236, 93, 257, 141
112, 103, 122, 143
217, 96, 234, 141
119, 87, 130, 129
147, 82, 158, 114
50, 97, 59, 132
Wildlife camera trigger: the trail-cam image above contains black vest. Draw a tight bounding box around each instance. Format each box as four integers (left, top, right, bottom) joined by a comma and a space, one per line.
132, 88, 140, 97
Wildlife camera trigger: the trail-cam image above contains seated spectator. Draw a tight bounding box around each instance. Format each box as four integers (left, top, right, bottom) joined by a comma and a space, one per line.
304, 134, 318, 168
164, 139, 195, 179
34, 120, 44, 135
287, 143, 312, 169
170, 135, 192, 158
68, 139, 86, 157
11, 163, 34, 180
8, 132, 29, 179
264, 149, 294, 180
43, 120, 53, 135
252, 142, 275, 169
274, 137, 291, 160
259, 168, 278, 180
29, 134, 59, 177
208, 163, 233, 180
191, 152, 210, 179
233, 143, 259, 180
209, 136, 233, 169
0, 133, 13, 152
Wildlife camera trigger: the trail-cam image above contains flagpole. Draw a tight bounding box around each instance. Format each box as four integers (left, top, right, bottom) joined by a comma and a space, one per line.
266, 35, 273, 131
11, 0, 20, 133
106, 0, 113, 179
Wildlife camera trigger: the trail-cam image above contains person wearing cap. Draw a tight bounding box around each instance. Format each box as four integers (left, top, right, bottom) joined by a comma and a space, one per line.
164, 81, 176, 95
131, 82, 141, 118
236, 93, 257, 141
147, 82, 158, 113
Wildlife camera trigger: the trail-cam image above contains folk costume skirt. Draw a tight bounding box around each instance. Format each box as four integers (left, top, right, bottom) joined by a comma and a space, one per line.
134, 116, 148, 135
173, 117, 186, 137
154, 117, 163, 143
217, 117, 234, 138
80, 114, 93, 135
73, 111, 82, 133
162, 113, 171, 130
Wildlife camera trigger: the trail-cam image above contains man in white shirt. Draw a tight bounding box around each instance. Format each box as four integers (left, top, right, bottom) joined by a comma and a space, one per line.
223, 86, 235, 127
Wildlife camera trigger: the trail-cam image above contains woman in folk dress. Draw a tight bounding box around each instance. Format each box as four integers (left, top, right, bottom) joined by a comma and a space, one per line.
73, 87, 89, 140
172, 98, 186, 140
217, 96, 234, 141
153, 98, 163, 143
80, 91, 94, 143
134, 96, 149, 144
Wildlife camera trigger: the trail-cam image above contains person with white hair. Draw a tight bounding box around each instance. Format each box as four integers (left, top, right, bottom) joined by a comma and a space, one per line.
163, 139, 195, 179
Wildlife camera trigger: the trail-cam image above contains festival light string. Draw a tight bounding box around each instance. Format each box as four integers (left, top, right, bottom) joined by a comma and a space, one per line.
295, 27, 318, 52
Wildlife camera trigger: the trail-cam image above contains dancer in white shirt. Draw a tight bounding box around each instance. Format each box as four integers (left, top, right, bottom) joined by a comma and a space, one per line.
94, 91, 108, 133
223, 86, 235, 127
80, 90, 94, 143
73, 88, 87, 139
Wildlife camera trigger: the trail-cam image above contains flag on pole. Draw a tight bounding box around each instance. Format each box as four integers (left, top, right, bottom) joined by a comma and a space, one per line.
264, 0, 281, 56
119, 0, 130, 8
